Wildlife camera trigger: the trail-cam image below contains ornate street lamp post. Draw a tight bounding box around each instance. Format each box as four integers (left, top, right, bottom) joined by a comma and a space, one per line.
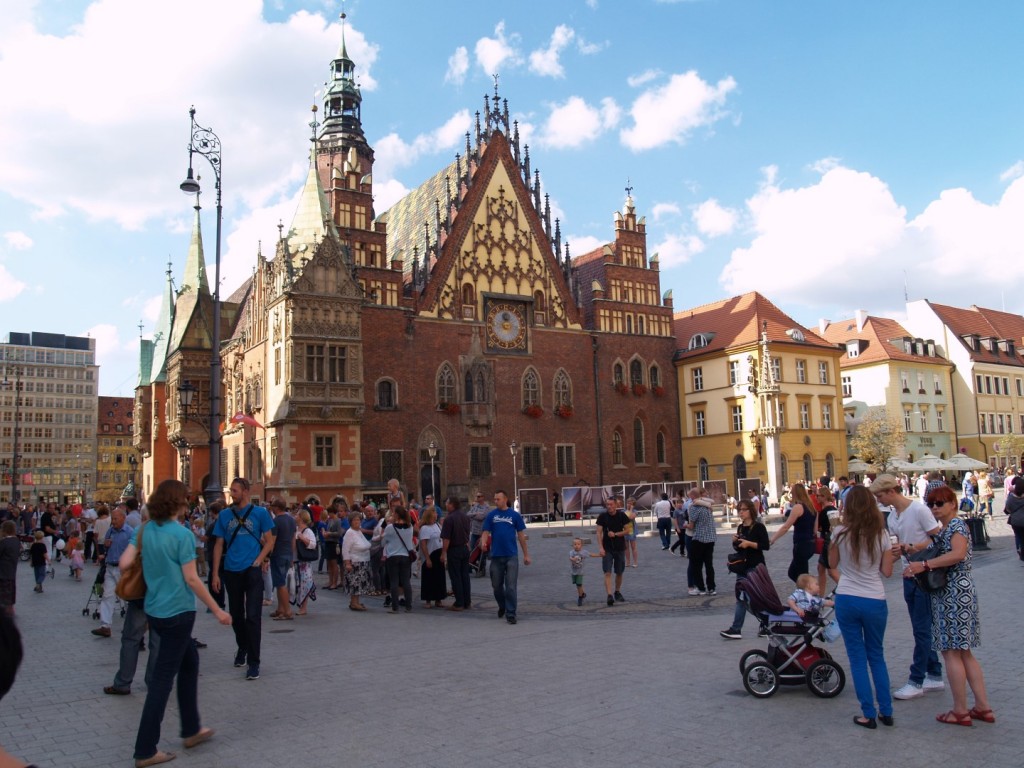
179, 108, 224, 507
427, 441, 437, 502
509, 440, 519, 509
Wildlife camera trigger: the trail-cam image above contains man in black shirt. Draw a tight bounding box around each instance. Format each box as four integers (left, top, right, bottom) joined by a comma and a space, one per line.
440, 496, 472, 611
596, 494, 629, 607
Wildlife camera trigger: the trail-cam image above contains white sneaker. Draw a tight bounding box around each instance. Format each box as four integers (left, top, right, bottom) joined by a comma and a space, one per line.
923, 677, 945, 692
687, 587, 700, 596
893, 682, 924, 700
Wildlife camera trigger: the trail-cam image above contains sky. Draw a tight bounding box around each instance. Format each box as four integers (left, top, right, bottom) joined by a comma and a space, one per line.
1, 0, 1023, 396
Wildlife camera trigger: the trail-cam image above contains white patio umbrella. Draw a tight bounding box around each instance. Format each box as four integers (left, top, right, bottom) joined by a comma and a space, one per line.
912, 453, 959, 471
888, 458, 918, 472
945, 454, 989, 471
847, 460, 872, 473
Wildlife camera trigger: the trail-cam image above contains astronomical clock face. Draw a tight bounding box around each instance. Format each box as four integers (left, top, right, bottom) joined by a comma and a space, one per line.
485, 301, 527, 351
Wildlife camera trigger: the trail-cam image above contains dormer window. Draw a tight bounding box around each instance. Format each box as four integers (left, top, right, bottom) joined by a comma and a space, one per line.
846, 341, 860, 358
786, 328, 806, 342
688, 333, 713, 350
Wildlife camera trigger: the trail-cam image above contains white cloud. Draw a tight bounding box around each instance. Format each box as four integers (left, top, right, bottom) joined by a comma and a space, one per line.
372, 110, 472, 182
627, 69, 662, 88
0, 1, 379, 231
0, 265, 26, 301
529, 24, 574, 78
717, 162, 1024, 313
566, 234, 604, 258
3, 231, 32, 250
537, 96, 619, 149
84, 322, 139, 392
475, 21, 520, 75
576, 37, 606, 55
692, 198, 738, 237
652, 232, 704, 267
651, 202, 681, 222
620, 71, 737, 151
1000, 160, 1024, 182
445, 46, 469, 85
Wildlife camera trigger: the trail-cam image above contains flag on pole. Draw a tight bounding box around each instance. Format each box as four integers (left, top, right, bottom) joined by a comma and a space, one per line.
230, 412, 264, 429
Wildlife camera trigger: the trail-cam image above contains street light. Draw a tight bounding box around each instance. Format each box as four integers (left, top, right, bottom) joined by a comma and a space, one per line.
427, 441, 437, 503
127, 454, 138, 499
180, 106, 224, 508
509, 440, 519, 509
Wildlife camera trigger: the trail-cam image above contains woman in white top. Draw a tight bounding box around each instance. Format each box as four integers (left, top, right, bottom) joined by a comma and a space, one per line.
293, 511, 317, 615
417, 507, 446, 607
829, 485, 896, 729
341, 510, 372, 611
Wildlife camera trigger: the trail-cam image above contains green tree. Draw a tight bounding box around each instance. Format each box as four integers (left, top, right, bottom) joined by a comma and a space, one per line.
849, 406, 907, 472
995, 434, 1024, 469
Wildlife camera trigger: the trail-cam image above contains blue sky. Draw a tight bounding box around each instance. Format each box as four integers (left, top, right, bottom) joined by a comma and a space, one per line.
2, 0, 1023, 396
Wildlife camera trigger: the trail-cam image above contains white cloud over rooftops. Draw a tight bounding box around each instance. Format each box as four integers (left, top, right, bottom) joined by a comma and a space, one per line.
692, 199, 738, 237
475, 21, 521, 75
3, 231, 33, 250
529, 24, 575, 78
537, 96, 620, 149
445, 46, 469, 85
620, 71, 737, 151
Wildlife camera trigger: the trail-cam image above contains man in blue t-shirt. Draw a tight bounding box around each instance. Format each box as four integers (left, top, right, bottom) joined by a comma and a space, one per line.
480, 490, 531, 625
212, 478, 275, 681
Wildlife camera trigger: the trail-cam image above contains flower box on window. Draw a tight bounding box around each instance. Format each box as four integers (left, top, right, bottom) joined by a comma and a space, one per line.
523, 404, 544, 419
652, 385, 666, 397
439, 402, 460, 415
632, 383, 647, 397
614, 381, 629, 395
555, 404, 574, 419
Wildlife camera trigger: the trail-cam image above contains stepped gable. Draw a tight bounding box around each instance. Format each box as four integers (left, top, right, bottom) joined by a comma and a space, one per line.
674, 291, 831, 357
573, 244, 612, 329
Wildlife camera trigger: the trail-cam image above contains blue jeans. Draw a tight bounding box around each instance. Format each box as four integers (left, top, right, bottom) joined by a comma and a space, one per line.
113, 598, 159, 690
489, 556, 519, 618
835, 594, 892, 720
902, 578, 942, 684
33, 565, 47, 585
657, 518, 673, 548
133, 611, 201, 760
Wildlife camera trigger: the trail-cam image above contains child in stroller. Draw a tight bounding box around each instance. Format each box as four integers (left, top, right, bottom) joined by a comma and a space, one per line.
736, 564, 845, 699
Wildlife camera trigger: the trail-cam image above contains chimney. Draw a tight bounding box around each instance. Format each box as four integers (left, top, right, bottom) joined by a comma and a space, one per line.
855, 309, 867, 333
818, 318, 829, 335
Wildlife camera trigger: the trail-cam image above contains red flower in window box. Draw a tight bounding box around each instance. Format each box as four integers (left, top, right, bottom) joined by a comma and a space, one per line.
523, 404, 544, 419
614, 381, 629, 395
555, 404, 574, 419
652, 385, 666, 397
632, 383, 647, 397
440, 402, 460, 415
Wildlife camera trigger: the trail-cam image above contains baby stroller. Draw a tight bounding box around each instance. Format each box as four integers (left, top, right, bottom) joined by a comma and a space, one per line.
82, 563, 125, 620
735, 565, 845, 699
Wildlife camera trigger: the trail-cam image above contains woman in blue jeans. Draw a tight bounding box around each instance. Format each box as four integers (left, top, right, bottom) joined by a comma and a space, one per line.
829, 485, 896, 729
120, 480, 231, 767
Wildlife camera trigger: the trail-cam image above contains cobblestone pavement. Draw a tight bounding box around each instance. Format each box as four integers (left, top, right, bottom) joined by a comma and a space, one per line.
3, 494, 1021, 768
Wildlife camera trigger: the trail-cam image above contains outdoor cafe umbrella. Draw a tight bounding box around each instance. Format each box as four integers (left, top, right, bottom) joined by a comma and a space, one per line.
911, 454, 958, 471
848, 459, 872, 473
945, 453, 989, 471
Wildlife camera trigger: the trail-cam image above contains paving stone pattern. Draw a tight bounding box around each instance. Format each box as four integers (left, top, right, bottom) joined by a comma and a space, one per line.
2, 494, 1021, 768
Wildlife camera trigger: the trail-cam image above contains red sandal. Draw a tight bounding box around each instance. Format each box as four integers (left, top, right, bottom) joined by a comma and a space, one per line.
936, 710, 972, 726
968, 707, 995, 723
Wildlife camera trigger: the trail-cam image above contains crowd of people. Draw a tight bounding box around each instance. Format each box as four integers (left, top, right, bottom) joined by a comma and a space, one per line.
0, 464, 1017, 763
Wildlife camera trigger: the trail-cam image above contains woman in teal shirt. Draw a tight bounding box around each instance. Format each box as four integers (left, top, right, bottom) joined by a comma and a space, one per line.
120, 480, 231, 767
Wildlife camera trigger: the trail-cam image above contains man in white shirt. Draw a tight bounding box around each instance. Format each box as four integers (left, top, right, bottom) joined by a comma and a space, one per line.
81, 503, 98, 561
871, 474, 944, 701
653, 493, 673, 550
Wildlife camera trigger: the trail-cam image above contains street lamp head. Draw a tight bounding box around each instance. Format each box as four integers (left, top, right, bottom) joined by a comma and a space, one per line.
509, 440, 518, 457
180, 166, 201, 195
178, 380, 197, 410
427, 441, 437, 459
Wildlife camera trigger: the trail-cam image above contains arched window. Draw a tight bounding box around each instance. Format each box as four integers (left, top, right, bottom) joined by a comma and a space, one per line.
522, 367, 540, 408
803, 453, 813, 483
553, 369, 572, 407
633, 418, 645, 463
534, 290, 545, 311
734, 454, 747, 481
649, 364, 660, 388
465, 371, 474, 402
630, 359, 644, 387
474, 370, 486, 402
656, 431, 666, 464
613, 363, 624, 385
612, 430, 623, 465
698, 458, 709, 483
461, 283, 475, 316
638, 316, 645, 335
626, 315, 633, 334
376, 379, 396, 409
780, 454, 789, 486
254, 377, 263, 409
437, 363, 456, 406
825, 452, 835, 478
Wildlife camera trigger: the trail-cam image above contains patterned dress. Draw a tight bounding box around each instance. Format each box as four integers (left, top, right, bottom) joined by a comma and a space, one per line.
931, 517, 980, 650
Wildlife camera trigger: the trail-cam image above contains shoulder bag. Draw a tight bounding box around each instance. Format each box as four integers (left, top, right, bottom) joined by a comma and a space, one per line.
908, 535, 948, 593
395, 526, 417, 562
296, 530, 319, 562
115, 522, 146, 601
727, 525, 750, 574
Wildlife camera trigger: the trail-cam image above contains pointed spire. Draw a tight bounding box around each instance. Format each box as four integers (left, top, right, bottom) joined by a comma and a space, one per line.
182, 200, 209, 295
149, 261, 176, 382
321, 10, 366, 145
286, 104, 340, 268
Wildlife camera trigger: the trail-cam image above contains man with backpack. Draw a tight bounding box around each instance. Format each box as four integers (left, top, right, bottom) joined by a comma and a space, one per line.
212, 478, 276, 681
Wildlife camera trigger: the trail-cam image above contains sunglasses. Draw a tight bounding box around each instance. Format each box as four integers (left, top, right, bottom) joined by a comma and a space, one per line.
925, 500, 948, 508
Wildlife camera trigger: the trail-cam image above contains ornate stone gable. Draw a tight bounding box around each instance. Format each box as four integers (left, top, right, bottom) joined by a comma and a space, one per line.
417, 132, 582, 330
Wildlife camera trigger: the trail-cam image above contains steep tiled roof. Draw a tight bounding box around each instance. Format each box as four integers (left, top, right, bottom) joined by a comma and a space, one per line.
673, 292, 834, 358
224, 277, 254, 343
572, 244, 613, 328
927, 301, 1024, 367
376, 158, 458, 282
821, 316, 947, 367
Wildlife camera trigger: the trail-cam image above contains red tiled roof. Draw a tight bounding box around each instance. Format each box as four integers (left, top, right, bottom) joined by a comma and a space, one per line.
821, 316, 948, 367
673, 292, 835, 358
927, 301, 1024, 367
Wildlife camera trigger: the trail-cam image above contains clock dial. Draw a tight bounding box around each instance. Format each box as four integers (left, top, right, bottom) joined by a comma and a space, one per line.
486, 302, 527, 350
